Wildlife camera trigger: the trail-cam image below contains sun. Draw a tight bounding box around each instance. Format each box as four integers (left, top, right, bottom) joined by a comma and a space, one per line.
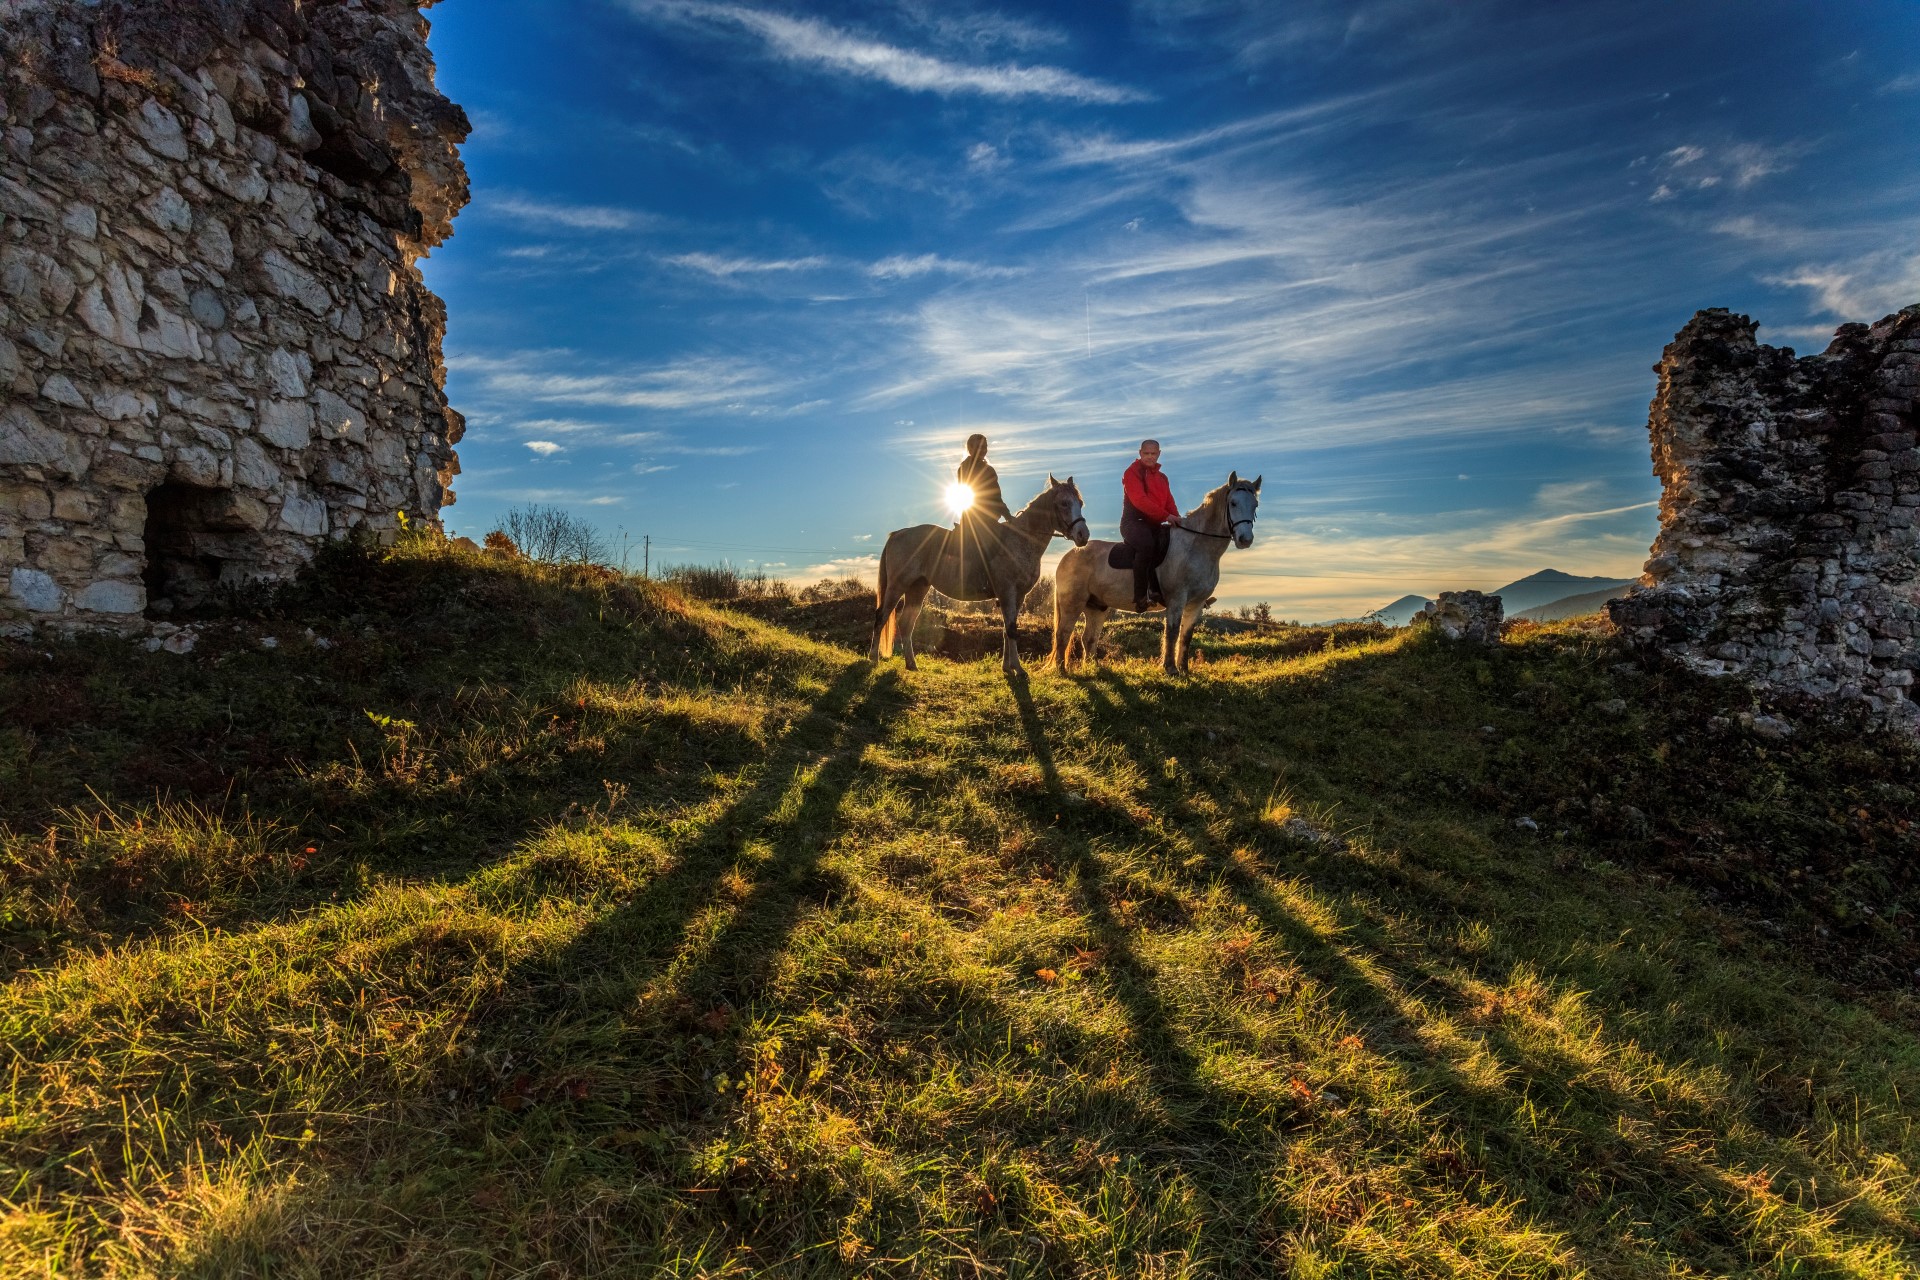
945, 482, 975, 517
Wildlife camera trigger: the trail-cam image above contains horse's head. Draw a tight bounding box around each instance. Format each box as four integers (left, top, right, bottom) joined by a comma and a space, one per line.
1046, 473, 1091, 546
1225, 470, 1262, 549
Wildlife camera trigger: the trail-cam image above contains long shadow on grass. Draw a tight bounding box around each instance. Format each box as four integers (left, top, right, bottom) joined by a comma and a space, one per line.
1077, 661, 1914, 1273
446, 659, 908, 1109
1008, 677, 1224, 1138
123, 661, 905, 1276
0, 570, 792, 977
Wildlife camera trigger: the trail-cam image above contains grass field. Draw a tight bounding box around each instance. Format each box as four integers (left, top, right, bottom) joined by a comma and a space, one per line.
1, 537, 1917, 1277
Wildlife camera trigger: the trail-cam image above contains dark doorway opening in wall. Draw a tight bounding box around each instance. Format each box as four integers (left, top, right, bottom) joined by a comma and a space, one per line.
141, 483, 262, 618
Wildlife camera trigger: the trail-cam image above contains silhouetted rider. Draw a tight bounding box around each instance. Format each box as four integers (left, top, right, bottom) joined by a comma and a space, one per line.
957, 433, 1010, 522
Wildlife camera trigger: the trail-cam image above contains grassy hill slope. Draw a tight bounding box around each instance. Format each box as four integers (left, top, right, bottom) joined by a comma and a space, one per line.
1, 538, 1917, 1277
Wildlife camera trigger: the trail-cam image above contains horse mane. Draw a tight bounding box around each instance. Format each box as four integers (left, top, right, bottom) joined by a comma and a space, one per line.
1011, 477, 1080, 523
1185, 480, 1236, 524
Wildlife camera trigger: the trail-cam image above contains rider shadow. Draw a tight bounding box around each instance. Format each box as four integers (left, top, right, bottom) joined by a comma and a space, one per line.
1004, 673, 1239, 1148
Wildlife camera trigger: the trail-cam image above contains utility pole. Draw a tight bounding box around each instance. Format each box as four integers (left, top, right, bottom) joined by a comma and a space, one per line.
643, 535, 650, 578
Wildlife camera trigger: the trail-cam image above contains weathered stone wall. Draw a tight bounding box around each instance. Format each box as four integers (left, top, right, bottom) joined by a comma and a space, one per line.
1608, 305, 1920, 733
1414, 590, 1504, 644
0, 0, 467, 631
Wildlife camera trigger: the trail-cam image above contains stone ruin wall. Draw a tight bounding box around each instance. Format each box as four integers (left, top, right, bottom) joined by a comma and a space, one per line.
0, 0, 468, 632
1608, 304, 1920, 735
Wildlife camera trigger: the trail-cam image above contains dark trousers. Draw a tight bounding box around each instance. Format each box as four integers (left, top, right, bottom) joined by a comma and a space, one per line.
1120, 509, 1168, 606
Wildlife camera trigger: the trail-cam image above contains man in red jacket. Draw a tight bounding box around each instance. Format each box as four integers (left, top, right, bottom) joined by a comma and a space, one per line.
1121, 439, 1182, 611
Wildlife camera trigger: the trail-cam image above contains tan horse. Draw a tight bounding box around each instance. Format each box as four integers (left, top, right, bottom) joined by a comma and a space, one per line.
871, 476, 1090, 675
1051, 472, 1261, 675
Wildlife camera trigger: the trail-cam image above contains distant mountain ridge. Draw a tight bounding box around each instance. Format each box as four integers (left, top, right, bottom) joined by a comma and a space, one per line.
1516, 584, 1639, 622
1347, 569, 1640, 626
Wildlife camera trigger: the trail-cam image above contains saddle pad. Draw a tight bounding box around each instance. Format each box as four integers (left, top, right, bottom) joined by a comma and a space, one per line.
1106, 543, 1136, 571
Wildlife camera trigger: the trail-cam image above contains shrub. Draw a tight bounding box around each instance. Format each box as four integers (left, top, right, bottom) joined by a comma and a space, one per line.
501, 505, 608, 564
798, 577, 871, 604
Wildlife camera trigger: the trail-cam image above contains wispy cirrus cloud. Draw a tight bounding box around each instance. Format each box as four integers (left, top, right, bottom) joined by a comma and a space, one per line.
623, 1, 1148, 103
867, 253, 1024, 281
659, 251, 833, 277
1767, 250, 1920, 320
659, 248, 1022, 284
1638, 138, 1800, 203
447, 350, 796, 412
487, 194, 655, 231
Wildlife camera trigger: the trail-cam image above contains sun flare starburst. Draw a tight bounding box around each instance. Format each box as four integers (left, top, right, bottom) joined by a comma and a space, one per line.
945, 482, 975, 517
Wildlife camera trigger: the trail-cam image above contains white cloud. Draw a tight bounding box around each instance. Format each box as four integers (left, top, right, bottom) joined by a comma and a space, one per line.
1768, 251, 1920, 320
660, 251, 832, 277
489, 195, 652, 231
524, 440, 563, 456
449, 350, 795, 413
791, 554, 881, 580
1878, 71, 1920, 95
867, 253, 1024, 281
1646, 140, 1799, 199
966, 141, 1006, 171
624, 1, 1147, 103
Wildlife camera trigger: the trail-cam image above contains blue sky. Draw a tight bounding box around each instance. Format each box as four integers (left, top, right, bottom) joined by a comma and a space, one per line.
422, 0, 1920, 618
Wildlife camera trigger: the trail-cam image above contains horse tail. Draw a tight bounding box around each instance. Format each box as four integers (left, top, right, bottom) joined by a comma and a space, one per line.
874, 548, 896, 658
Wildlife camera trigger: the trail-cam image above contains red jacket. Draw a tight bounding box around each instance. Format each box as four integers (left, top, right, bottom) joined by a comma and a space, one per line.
1122, 459, 1180, 524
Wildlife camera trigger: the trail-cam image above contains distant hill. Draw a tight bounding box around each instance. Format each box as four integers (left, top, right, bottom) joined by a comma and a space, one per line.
1369, 594, 1434, 626
1488, 570, 1640, 617
1346, 570, 1641, 627
1517, 583, 1639, 621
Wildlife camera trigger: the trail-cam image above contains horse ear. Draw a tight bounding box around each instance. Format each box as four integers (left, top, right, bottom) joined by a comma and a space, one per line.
1047, 471, 1057, 486
1228, 469, 1239, 484
1065, 475, 1073, 487
1253, 474, 1263, 492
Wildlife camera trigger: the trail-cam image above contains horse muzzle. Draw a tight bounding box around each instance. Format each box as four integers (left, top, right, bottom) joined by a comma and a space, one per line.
1071, 519, 1090, 546
1236, 532, 1254, 550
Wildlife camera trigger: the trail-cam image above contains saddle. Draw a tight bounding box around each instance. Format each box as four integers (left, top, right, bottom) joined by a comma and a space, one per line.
1102, 530, 1169, 610
939, 518, 1003, 599
1107, 525, 1171, 571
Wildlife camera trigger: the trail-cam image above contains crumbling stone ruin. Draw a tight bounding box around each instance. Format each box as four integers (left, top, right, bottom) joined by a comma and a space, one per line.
1608, 305, 1920, 734
1414, 590, 1504, 644
1, 0, 468, 632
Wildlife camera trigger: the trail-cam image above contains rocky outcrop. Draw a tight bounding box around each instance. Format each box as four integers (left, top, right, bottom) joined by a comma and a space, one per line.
1, 0, 468, 631
1608, 306, 1920, 733
1413, 590, 1504, 644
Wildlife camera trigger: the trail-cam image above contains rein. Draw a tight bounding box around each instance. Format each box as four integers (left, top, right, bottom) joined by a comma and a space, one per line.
1178, 493, 1254, 543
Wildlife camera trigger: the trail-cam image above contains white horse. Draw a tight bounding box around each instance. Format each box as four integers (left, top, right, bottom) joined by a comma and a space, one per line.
1051, 472, 1261, 675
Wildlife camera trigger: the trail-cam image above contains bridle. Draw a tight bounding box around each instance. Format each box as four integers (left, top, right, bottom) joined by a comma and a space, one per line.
1050, 488, 1089, 541
1182, 486, 1257, 543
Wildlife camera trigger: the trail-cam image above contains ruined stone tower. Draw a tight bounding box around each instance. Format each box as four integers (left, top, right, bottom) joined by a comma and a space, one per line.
1608, 305, 1920, 734
1, 0, 468, 632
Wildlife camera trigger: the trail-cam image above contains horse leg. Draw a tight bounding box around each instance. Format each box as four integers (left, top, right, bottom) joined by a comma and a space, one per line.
1082, 606, 1110, 668
1176, 598, 1206, 674
1160, 592, 1182, 674
1001, 589, 1025, 677
898, 580, 930, 671
1052, 590, 1083, 672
